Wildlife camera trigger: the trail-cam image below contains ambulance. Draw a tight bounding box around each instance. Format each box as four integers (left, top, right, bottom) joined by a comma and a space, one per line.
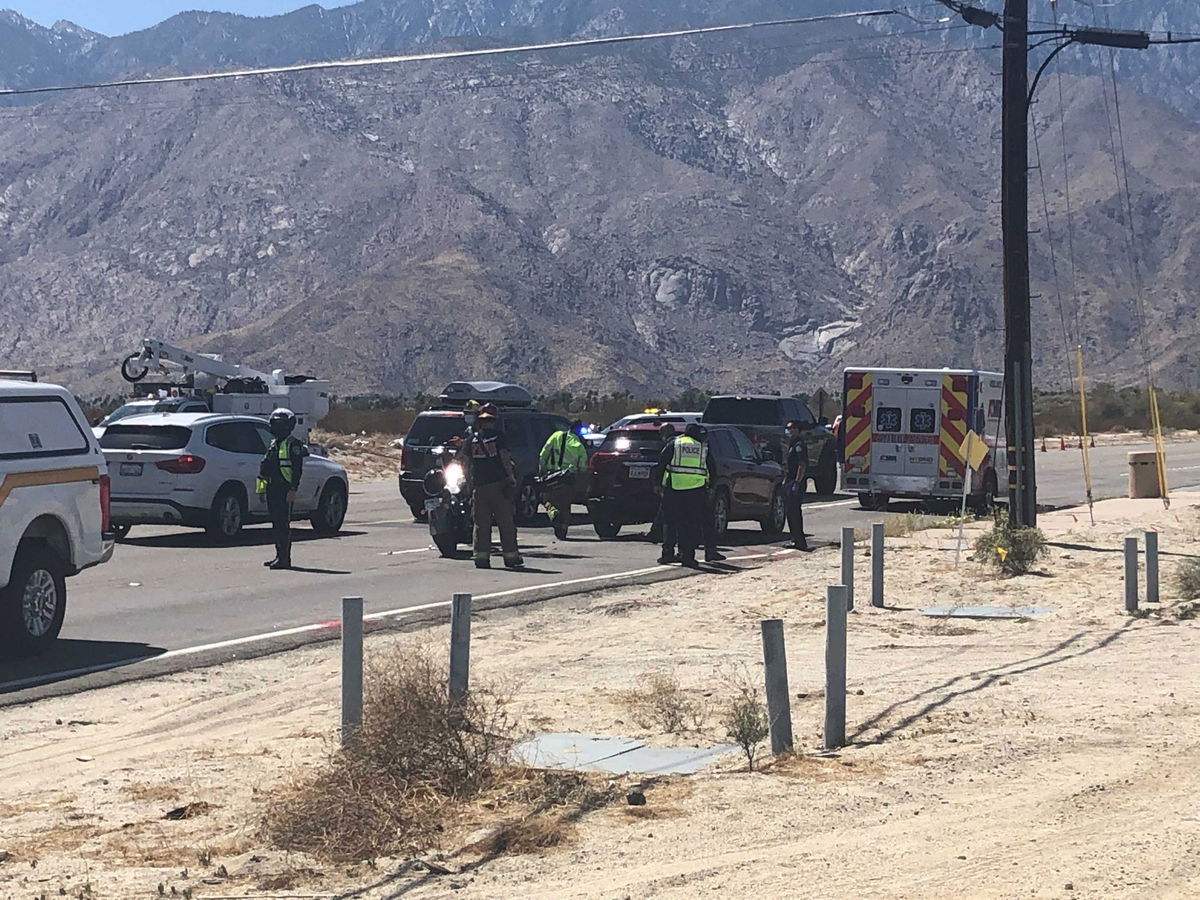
840, 367, 1006, 512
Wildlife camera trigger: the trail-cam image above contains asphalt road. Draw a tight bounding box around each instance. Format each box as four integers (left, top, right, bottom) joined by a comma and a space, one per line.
5, 440, 1198, 697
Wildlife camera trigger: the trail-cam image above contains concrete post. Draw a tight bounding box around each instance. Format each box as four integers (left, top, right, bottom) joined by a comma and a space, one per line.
1145, 531, 1160, 605
1124, 537, 1139, 613
841, 526, 855, 611
341, 596, 364, 746
871, 523, 885, 608
760, 619, 794, 755
824, 585, 849, 750
449, 593, 472, 703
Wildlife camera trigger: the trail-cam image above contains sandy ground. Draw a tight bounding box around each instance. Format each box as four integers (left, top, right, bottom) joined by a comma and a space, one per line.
3, 496, 1200, 899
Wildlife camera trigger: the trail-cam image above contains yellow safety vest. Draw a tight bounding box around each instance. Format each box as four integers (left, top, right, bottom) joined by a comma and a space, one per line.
257, 438, 297, 493
665, 436, 708, 491
277, 438, 296, 487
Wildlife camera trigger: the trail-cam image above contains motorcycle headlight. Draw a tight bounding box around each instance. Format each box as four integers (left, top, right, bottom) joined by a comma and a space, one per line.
423, 469, 446, 497
444, 462, 466, 494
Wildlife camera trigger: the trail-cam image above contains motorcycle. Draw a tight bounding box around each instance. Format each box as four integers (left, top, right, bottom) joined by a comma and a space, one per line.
423, 444, 473, 557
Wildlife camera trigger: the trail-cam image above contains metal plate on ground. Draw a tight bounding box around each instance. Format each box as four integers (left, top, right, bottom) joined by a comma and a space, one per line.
515, 732, 737, 776
920, 606, 1055, 619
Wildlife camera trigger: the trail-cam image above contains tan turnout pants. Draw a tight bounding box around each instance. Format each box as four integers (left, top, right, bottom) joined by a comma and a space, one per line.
473, 481, 519, 558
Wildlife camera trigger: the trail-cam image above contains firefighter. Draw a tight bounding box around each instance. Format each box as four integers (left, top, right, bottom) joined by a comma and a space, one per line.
538, 419, 588, 540
257, 408, 307, 570
464, 404, 524, 569
784, 420, 812, 552
656, 423, 709, 568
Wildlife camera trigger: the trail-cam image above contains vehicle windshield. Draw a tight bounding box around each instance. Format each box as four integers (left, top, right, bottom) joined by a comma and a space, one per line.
599, 431, 664, 453
704, 398, 779, 426
405, 415, 467, 446
100, 424, 193, 450
100, 402, 157, 426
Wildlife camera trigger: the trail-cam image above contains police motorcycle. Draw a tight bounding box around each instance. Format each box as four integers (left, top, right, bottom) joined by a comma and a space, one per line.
423, 439, 474, 557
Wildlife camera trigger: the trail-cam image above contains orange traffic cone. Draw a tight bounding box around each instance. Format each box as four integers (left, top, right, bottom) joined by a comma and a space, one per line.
1041, 438, 1047, 452
1090, 435, 1096, 448
1059, 436, 1066, 451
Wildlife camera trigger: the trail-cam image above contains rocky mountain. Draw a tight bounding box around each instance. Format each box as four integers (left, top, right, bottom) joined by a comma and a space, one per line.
0, 1, 1198, 396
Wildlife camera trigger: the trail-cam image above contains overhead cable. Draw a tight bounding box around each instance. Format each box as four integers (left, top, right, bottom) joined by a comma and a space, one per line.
0, 8, 899, 98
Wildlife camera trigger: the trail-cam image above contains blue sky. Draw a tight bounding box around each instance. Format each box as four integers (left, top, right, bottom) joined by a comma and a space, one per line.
7, 1, 358, 36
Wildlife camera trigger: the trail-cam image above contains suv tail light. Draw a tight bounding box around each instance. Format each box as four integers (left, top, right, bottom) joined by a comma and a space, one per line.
156, 455, 207, 474
99, 474, 111, 532
401, 446, 410, 470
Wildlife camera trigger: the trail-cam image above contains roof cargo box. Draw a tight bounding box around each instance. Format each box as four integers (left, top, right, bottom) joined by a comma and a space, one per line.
439, 381, 533, 408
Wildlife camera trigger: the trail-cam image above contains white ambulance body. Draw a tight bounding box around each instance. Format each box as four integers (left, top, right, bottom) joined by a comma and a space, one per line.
841, 367, 1006, 511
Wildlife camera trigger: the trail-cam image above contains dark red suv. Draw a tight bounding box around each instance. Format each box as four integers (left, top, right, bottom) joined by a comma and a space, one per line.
586, 423, 787, 539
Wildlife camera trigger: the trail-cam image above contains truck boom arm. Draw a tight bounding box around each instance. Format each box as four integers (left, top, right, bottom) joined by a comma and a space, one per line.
124, 339, 275, 385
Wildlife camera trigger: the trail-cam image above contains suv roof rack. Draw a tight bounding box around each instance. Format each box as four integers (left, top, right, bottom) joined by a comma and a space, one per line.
437, 381, 533, 409
0, 369, 38, 382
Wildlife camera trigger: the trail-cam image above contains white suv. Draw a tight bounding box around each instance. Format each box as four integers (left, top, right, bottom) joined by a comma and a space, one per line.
1, 378, 114, 653
100, 412, 349, 541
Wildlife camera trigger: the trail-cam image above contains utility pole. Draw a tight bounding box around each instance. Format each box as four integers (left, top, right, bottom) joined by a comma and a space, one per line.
1001, 0, 1037, 528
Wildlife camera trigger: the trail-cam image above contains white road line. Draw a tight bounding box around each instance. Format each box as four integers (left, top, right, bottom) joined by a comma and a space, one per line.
379, 547, 433, 556
0, 548, 798, 693
804, 499, 858, 511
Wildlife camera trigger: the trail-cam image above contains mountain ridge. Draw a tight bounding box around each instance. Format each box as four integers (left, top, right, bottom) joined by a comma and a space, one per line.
0, 1, 1198, 396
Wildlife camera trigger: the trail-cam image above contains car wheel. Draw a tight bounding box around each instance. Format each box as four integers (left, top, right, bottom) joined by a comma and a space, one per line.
515, 479, 539, 525
0, 541, 66, 654
858, 492, 889, 512
760, 487, 787, 535
593, 519, 621, 539
814, 451, 837, 496
311, 481, 348, 536
711, 488, 731, 538
206, 485, 245, 542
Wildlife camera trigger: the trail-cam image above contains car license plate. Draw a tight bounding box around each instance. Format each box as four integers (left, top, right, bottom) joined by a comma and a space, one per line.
628, 465, 651, 480
424, 498, 442, 512
119, 462, 143, 477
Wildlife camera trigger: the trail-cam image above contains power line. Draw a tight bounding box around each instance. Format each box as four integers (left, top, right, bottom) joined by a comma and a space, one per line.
0, 9, 901, 98
0, 28, 990, 124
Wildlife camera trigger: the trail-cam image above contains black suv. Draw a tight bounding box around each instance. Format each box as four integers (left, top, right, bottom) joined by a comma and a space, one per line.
701, 395, 838, 495
399, 407, 571, 523
587, 423, 786, 539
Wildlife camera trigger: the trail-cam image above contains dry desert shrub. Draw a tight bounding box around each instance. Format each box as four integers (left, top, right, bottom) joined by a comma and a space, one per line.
720, 668, 770, 772
619, 670, 707, 734
263, 647, 515, 862
1176, 558, 1200, 601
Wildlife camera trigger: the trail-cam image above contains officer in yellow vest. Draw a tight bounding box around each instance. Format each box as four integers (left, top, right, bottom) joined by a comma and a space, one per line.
257, 408, 307, 570
656, 423, 709, 568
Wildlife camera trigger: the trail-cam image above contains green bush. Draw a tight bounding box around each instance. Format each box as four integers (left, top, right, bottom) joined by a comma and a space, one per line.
972, 512, 1049, 575
1176, 559, 1200, 601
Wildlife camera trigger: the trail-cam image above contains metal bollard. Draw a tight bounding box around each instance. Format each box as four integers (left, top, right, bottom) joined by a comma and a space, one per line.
824, 585, 849, 750
1146, 531, 1160, 605
871, 523, 885, 608
760, 619, 794, 755
1124, 538, 1139, 613
449, 593, 472, 703
841, 526, 855, 611
341, 596, 364, 746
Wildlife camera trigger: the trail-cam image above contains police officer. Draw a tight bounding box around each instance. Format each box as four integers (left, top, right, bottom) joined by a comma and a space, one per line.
257, 408, 307, 570
464, 405, 524, 570
784, 420, 812, 552
649, 423, 676, 549
656, 423, 709, 568
538, 419, 588, 540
